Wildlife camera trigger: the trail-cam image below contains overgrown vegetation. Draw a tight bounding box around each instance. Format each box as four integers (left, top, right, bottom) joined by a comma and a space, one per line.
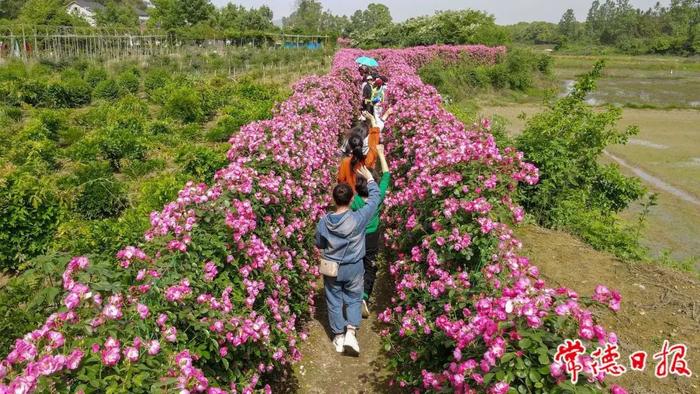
514, 62, 648, 260
419, 48, 552, 101
0, 59, 287, 273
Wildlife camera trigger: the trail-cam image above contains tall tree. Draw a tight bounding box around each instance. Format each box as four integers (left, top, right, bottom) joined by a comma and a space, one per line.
282, 0, 323, 33
151, 0, 214, 29
0, 0, 27, 20
213, 4, 274, 31
95, 1, 140, 27
349, 3, 392, 33
558, 8, 578, 39
18, 0, 86, 25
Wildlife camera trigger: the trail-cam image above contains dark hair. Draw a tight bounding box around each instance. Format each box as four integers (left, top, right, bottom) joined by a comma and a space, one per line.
333, 183, 353, 207
348, 134, 364, 169
355, 175, 368, 198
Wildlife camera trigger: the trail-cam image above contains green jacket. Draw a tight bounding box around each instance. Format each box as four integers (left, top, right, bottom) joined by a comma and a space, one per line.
351, 172, 391, 234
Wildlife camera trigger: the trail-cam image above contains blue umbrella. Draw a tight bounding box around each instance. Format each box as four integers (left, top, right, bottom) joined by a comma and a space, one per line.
355, 56, 379, 68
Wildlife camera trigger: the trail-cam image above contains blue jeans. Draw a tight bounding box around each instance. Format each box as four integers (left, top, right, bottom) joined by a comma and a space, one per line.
324, 262, 364, 335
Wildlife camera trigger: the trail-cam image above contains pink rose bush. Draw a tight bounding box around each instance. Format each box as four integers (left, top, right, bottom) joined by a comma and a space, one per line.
345, 46, 624, 392
0, 45, 622, 393
0, 51, 357, 393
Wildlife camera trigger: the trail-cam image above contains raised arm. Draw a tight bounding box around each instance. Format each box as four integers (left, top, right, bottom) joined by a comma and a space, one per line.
375, 145, 391, 200
353, 166, 381, 230
377, 144, 389, 174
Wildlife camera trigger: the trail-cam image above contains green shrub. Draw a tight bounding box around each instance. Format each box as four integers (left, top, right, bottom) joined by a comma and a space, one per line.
137, 174, 185, 212
146, 119, 173, 135
515, 61, 647, 259
0, 254, 70, 355
19, 79, 47, 106
97, 126, 147, 171
116, 70, 140, 94
163, 86, 206, 123
72, 162, 128, 220
503, 49, 535, 91
175, 145, 227, 181
106, 95, 148, 134
43, 78, 92, 108
0, 81, 22, 106
93, 79, 121, 100
205, 114, 238, 141
83, 66, 108, 86
144, 68, 171, 94
0, 105, 22, 122
487, 63, 509, 89
536, 53, 553, 75
9, 123, 59, 168
0, 172, 64, 271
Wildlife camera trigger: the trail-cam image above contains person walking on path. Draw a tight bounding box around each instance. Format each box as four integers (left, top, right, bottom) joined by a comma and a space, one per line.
337, 111, 381, 192
351, 144, 390, 318
315, 166, 381, 356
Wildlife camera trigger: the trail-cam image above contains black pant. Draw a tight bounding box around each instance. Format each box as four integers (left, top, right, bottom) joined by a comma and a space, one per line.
363, 231, 380, 300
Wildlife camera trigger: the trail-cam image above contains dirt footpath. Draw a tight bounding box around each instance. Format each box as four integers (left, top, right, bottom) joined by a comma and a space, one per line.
292, 271, 397, 394
518, 225, 700, 394
290, 224, 699, 393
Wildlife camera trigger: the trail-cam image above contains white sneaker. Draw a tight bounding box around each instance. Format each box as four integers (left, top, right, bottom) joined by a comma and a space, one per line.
332, 334, 344, 353
343, 329, 360, 356
361, 300, 370, 318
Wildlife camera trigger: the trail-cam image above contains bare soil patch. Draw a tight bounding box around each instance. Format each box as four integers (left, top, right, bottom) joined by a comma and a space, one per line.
517, 224, 700, 394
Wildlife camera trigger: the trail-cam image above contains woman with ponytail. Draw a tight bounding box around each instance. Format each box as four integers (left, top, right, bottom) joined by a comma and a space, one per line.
338, 111, 381, 191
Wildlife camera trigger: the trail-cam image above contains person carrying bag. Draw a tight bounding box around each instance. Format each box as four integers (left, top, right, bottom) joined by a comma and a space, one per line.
315, 166, 381, 356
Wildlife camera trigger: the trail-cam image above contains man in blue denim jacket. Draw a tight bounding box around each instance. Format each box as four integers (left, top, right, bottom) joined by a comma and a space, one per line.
315, 166, 380, 356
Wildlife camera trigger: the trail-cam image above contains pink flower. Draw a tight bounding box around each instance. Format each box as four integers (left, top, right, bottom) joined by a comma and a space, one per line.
610, 385, 628, 394
101, 346, 121, 367
124, 346, 139, 362
66, 349, 84, 370
550, 361, 564, 378
102, 303, 122, 320
64, 292, 80, 310
136, 303, 149, 319
164, 326, 177, 342
203, 261, 218, 282
489, 382, 510, 394
47, 331, 65, 348
147, 340, 161, 355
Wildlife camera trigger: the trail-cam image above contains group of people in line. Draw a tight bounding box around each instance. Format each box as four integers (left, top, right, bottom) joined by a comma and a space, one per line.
314, 64, 391, 356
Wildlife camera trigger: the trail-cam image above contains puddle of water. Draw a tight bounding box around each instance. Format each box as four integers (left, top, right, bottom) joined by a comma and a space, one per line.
628, 139, 668, 149
559, 77, 700, 107
604, 151, 700, 206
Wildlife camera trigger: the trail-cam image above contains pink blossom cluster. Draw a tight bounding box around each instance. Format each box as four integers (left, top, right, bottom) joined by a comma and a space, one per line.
348, 46, 623, 392
0, 45, 359, 393
0, 45, 623, 393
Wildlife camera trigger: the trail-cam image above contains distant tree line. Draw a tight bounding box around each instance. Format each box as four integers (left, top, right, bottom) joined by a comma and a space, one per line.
0, 0, 509, 47
1, 0, 696, 54
508, 0, 699, 55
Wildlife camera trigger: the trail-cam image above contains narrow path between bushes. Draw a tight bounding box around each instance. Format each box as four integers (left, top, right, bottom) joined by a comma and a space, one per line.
291, 265, 397, 394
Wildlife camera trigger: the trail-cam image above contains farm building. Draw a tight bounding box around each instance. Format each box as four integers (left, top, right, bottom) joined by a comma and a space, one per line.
66, 0, 106, 27
66, 0, 151, 27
